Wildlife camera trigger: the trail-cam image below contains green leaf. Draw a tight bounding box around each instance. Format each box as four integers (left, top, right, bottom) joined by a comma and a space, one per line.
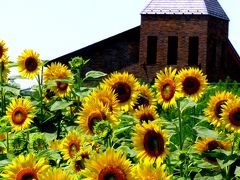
193, 126, 219, 138
36, 149, 61, 160
50, 101, 73, 111
179, 98, 196, 113
113, 126, 131, 136
235, 166, 240, 177
3, 85, 20, 96
83, 71, 107, 81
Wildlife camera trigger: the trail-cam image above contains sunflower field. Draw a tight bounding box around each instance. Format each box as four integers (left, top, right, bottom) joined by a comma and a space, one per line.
1, 38, 240, 179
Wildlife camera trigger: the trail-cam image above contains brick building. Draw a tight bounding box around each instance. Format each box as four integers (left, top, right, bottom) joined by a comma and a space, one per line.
51, 0, 240, 82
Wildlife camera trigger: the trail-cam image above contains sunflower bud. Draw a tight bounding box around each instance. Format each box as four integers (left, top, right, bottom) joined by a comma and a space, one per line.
93, 120, 113, 139
10, 133, 28, 155
29, 133, 48, 152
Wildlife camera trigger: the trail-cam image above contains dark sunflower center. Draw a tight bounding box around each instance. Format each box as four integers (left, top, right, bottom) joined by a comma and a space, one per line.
16, 168, 38, 180
88, 111, 106, 133
12, 107, 28, 125
45, 89, 55, 100
112, 82, 131, 103
69, 143, 79, 158
161, 80, 175, 101
143, 130, 165, 157
1, 61, 5, 72
25, 57, 38, 72
75, 159, 85, 171
140, 113, 154, 124
182, 76, 200, 95
229, 107, 240, 126
98, 166, 127, 180
56, 81, 68, 91
214, 100, 227, 118
207, 140, 222, 151
137, 94, 149, 107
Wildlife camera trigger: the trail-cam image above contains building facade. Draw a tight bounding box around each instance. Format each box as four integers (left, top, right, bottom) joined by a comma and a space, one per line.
51, 0, 240, 82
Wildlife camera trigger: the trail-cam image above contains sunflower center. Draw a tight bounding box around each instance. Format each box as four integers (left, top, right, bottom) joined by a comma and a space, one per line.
144, 130, 165, 157
88, 111, 106, 133
207, 140, 222, 151
229, 107, 240, 126
140, 113, 154, 124
56, 81, 68, 91
45, 89, 55, 100
98, 166, 127, 180
16, 168, 38, 180
112, 82, 131, 103
69, 143, 80, 158
161, 80, 175, 101
25, 57, 38, 72
1, 61, 5, 71
12, 107, 28, 125
214, 100, 227, 118
74, 159, 85, 171
182, 76, 200, 95
137, 94, 149, 107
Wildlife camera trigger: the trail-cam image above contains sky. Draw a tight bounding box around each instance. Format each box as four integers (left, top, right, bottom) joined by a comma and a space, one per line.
0, 0, 239, 88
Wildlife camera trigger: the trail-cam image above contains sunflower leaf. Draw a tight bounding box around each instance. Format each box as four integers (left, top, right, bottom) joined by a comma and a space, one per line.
83, 71, 107, 81
193, 126, 219, 138
50, 101, 73, 111
180, 98, 197, 113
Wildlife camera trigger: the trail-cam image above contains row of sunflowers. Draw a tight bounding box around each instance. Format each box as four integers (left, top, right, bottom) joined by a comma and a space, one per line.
0, 38, 240, 179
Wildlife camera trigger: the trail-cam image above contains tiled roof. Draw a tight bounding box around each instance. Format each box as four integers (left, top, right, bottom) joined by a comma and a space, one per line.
141, 0, 229, 20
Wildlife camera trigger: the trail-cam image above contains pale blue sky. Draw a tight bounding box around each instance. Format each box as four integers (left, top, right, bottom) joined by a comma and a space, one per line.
0, 0, 239, 88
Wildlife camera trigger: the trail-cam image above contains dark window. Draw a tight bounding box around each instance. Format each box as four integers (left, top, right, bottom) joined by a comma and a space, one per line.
188, 36, 199, 66
209, 39, 217, 69
147, 36, 157, 65
167, 36, 178, 65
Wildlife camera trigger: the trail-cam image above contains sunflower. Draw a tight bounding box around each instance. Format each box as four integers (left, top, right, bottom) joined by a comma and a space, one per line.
101, 71, 140, 111
133, 105, 159, 124
70, 149, 90, 172
131, 160, 172, 180
43, 88, 56, 103
43, 62, 73, 98
176, 67, 207, 101
6, 98, 35, 131
61, 130, 82, 160
1, 153, 49, 180
132, 121, 168, 164
0, 39, 8, 59
133, 83, 156, 110
39, 167, 75, 180
195, 137, 231, 164
220, 97, 240, 133
76, 100, 117, 135
17, 49, 42, 79
85, 86, 120, 117
49, 139, 62, 150
205, 91, 235, 127
0, 55, 10, 83
154, 67, 182, 110
81, 147, 133, 180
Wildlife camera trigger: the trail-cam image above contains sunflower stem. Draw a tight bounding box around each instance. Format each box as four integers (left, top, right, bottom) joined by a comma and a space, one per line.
231, 133, 237, 155
177, 101, 183, 150
36, 74, 43, 117
6, 132, 9, 153
0, 62, 4, 115
76, 68, 82, 112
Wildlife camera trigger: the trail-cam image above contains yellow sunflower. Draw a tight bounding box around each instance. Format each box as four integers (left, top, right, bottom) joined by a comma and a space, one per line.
132, 121, 169, 164
220, 97, 240, 133
61, 130, 82, 160
1, 153, 49, 180
85, 86, 120, 117
17, 49, 42, 79
205, 91, 235, 127
154, 67, 182, 110
131, 160, 172, 180
70, 149, 90, 172
43, 62, 73, 98
133, 83, 156, 110
39, 167, 75, 180
101, 71, 140, 111
0, 55, 10, 83
0, 38, 8, 59
176, 67, 208, 101
6, 98, 35, 131
81, 147, 133, 180
195, 137, 231, 164
49, 139, 62, 150
43, 88, 56, 103
76, 100, 117, 135
133, 105, 159, 124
